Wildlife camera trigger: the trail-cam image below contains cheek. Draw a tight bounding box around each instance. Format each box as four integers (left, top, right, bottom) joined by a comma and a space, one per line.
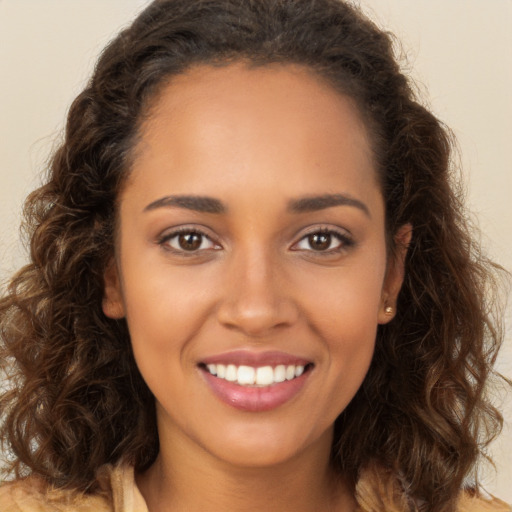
318, 299, 378, 420
296, 256, 385, 401
121, 273, 205, 407
297, 256, 386, 334
123, 278, 201, 345
119, 257, 223, 368
321, 280, 379, 372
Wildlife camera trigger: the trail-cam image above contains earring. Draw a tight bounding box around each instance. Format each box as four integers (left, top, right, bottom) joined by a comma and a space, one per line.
384, 306, 394, 315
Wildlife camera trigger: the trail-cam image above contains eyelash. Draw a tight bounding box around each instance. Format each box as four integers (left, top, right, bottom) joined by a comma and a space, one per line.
291, 228, 354, 254
157, 227, 220, 255
157, 227, 354, 256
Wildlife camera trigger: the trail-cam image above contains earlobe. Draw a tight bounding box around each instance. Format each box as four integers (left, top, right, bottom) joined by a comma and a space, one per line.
102, 260, 125, 319
378, 223, 412, 324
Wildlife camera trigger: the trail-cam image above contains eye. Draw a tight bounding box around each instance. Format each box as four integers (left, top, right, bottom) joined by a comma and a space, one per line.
292, 229, 352, 253
159, 229, 220, 253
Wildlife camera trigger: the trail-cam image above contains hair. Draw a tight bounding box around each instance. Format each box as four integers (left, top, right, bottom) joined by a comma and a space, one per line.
0, 1, 507, 511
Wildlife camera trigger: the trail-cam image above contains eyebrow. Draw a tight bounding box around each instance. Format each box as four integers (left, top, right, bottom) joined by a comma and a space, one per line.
143, 193, 370, 217
143, 195, 225, 214
288, 194, 370, 217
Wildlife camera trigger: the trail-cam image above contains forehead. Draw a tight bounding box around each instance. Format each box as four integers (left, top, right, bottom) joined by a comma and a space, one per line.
125, 62, 380, 212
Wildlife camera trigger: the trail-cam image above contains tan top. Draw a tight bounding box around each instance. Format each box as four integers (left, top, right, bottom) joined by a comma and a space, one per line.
0, 463, 509, 512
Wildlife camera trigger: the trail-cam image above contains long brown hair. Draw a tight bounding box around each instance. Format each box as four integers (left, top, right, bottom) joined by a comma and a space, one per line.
0, 1, 507, 510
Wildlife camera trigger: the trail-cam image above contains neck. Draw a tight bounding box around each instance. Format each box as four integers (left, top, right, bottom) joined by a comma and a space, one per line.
136, 426, 356, 512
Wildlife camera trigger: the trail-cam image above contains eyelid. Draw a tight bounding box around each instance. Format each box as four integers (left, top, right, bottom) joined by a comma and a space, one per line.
157, 225, 222, 254
290, 226, 354, 253
155, 224, 354, 256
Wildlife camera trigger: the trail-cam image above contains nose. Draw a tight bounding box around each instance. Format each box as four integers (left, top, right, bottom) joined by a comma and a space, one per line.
216, 248, 299, 337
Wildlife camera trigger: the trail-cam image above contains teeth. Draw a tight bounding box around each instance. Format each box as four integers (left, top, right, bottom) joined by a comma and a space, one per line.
225, 364, 237, 382
217, 364, 226, 378
204, 363, 307, 387
256, 366, 274, 386
274, 365, 286, 383
237, 365, 255, 385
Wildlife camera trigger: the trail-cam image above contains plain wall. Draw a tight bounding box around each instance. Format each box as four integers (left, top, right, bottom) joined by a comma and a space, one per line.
0, 0, 511, 502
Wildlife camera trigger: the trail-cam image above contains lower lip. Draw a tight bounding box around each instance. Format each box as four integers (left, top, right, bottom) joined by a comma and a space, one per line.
201, 368, 311, 412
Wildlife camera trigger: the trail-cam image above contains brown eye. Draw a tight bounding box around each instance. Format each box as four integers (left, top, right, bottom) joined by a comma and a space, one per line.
293, 229, 352, 254
307, 233, 332, 251
161, 230, 218, 253
178, 232, 203, 251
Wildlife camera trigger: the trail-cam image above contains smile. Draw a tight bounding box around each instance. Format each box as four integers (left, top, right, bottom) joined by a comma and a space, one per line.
204, 363, 306, 387
199, 353, 314, 412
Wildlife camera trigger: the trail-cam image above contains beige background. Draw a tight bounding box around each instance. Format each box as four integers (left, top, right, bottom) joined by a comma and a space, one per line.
0, 0, 510, 501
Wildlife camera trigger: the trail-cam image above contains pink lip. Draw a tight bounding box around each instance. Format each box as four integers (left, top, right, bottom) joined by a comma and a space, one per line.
201, 350, 310, 367
198, 351, 313, 412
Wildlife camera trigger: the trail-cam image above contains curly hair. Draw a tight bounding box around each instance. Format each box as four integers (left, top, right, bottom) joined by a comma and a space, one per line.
0, 1, 507, 510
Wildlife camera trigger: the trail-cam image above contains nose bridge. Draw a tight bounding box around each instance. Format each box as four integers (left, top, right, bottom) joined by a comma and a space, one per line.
216, 241, 297, 335
241, 242, 273, 292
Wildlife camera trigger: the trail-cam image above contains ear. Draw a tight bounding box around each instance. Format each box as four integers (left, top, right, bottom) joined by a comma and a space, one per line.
378, 224, 412, 324
102, 259, 126, 319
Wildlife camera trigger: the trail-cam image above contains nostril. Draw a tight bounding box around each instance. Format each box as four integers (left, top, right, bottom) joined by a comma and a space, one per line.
216, 295, 300, 337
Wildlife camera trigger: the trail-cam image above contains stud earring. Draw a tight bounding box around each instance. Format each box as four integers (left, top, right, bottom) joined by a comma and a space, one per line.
384, 306, 394, 315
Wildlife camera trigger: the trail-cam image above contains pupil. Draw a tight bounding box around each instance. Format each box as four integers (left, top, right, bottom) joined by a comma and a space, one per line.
309, 233, 330, 251
179, 233, 202, 251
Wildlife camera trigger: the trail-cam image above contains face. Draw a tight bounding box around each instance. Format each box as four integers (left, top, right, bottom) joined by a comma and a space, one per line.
104, 63, 407, 470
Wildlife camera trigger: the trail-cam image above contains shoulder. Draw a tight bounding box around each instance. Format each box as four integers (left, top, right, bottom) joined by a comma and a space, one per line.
355, 463, 510, 512
0, 466, 125, 512
457, 492, 511, 512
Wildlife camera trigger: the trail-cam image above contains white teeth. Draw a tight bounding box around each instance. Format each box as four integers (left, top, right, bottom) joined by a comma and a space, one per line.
216, 364, 226, 378
225, 364, 237, 382
255, 366, 274, 386
204, 363, 308, 387
274, 365, 286, 383
237, 365, 255, 385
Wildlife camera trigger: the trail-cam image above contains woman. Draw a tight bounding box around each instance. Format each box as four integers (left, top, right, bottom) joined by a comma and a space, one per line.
0, 0, 509, 510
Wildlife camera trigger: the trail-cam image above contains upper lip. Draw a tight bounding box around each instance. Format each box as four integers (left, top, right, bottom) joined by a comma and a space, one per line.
200, 350, 312, 367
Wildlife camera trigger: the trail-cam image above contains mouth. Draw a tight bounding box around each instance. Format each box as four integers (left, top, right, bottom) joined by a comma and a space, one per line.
199, 362, 313, 387
198, 352, 314, 412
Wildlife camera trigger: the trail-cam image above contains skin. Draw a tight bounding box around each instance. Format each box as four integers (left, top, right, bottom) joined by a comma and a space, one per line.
103, 63, 409, 511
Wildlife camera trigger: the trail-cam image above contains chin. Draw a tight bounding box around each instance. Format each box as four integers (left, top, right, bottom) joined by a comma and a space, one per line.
197, 419, 334, 470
